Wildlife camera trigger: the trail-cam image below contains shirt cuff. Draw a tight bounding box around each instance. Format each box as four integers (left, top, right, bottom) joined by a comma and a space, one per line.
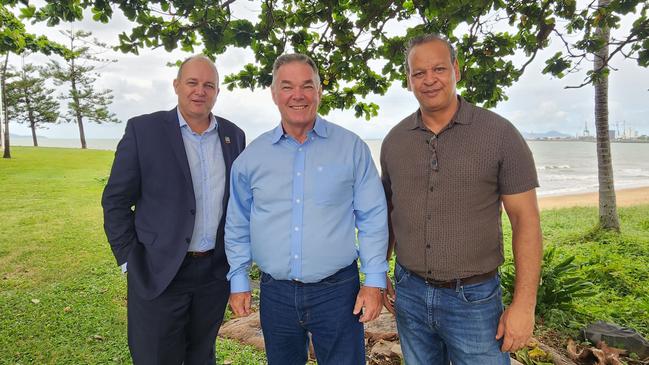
363, 272, 386, 289
229, 273, 251, 293
120, 262, 128, 273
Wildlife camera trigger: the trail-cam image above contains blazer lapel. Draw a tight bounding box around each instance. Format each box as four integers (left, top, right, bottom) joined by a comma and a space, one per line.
164, 108, 194, 189
217, 118, 234, 208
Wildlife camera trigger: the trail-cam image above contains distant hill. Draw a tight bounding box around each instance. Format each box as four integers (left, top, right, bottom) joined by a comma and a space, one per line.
523, 130, 572, 139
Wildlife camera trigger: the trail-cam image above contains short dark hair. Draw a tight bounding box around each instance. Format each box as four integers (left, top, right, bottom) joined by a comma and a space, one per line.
271, 53, 321, 88
176, 54, 219, 83
404, 34, 456, 73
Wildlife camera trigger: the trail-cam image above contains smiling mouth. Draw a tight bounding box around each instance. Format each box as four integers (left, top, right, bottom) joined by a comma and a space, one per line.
290, 105, 308, 110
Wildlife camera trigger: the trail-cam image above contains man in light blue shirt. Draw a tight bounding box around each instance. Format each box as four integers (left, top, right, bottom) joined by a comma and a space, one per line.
225, 53, 388, 365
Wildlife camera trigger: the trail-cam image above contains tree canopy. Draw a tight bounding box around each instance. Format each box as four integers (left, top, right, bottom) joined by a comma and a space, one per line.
9, 0, 648, 119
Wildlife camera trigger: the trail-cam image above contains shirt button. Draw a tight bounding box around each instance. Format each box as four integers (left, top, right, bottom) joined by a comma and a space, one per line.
429, 186, 434, 192
294, 227, 299, 231
427, 270, 432, 274
294, 255, 299, 259
298, 147, 303, 151
190, 209, 196, 215
295, 199, 301, 203
427, 214, 431, 220
185, 238, 191, 243
297, 172, 302, 176
426, 244, 431, 248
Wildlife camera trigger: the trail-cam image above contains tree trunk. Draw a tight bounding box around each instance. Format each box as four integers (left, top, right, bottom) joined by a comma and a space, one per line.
76, 112, 86, 149
69, 56, 87, 149
593, 0, 620, 231
29, 119, 38, 147
1, 53, 10, 159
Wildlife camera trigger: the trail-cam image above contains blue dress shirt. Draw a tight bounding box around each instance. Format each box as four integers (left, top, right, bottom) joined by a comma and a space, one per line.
120, 110, 225, 272
178, 109, 226, 253
225, 116, 388, 293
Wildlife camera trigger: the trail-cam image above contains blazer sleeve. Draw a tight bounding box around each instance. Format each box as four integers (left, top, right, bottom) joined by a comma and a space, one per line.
101, 119, 141, 265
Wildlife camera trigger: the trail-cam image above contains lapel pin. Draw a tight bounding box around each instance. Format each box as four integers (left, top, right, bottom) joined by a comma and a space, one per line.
224, 136, 231, 144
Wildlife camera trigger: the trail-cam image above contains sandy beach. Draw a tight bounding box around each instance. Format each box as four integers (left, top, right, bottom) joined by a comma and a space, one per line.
538, 186, 649, 210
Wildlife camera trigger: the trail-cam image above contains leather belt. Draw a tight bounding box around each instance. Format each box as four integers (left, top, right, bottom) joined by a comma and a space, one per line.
414, 269, 498, 289
186, 249, 214, 258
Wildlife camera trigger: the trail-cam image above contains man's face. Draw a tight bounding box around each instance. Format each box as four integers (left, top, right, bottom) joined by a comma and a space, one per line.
173, 59, 219, 122
407, 40, 460, 114
271, 61, 322, 129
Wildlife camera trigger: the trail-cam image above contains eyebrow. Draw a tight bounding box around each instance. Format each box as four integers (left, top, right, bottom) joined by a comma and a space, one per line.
279, 79, 315, 86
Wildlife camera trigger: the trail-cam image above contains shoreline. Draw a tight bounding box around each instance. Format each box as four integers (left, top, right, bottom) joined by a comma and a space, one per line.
538, 186, 649, 210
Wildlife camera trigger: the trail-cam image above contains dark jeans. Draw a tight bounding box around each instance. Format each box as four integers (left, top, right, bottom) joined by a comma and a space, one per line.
127, 255, 229, 365
259, 261, 365, 365
394, 262, 510, 365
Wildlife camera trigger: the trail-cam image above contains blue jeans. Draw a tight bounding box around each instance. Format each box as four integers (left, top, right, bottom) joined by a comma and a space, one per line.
394, 262, 510, 365
259, 261, 365, 365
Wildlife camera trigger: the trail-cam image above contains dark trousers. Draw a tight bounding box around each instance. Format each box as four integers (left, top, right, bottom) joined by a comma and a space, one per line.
127, 255, 229, 365
259, 261, 365, 365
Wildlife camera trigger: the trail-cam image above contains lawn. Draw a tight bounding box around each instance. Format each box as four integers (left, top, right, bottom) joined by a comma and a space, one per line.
1, 147, 648, 364
0, 147, 265, 364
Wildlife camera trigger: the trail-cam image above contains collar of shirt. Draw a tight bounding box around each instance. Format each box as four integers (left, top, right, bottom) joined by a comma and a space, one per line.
176, 108, 218, 135
408, 95, 473, 132
270, 116, 330, 144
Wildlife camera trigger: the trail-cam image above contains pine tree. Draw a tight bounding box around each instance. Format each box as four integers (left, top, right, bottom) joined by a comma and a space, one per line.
45, 29, 118, 149
6, 62, 59, 146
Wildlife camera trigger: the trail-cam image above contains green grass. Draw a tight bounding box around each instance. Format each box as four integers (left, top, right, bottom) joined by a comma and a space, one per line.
501, 206, 649, 338
2, 147, 648, 363
0, 147, 266, 364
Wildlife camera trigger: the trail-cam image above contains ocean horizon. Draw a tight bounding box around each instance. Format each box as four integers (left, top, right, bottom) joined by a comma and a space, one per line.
8, 136, 649, 197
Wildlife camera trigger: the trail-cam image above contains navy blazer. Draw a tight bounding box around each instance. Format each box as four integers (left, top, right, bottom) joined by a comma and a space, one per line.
102, 108, 245, 300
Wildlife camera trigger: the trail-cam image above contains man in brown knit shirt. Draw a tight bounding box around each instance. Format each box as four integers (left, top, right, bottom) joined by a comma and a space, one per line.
380, 34, 542, 365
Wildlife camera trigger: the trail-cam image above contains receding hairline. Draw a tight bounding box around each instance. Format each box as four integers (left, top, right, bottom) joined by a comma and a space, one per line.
271, 53, 321, 88
176, 54, 219, 83
405, 34, 457, 73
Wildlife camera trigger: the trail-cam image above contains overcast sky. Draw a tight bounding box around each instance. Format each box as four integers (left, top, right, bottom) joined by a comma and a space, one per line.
7, 2, 649, 141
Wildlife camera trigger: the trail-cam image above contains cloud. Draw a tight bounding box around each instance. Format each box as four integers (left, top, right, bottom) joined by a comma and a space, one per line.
6, 2, 649, 141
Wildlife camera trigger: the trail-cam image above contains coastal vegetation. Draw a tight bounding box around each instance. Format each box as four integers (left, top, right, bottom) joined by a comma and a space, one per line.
1, 147, 648, 363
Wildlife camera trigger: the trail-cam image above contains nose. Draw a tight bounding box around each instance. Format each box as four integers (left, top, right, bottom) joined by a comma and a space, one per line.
291, 87, 305, 100
423, 71, 436, 85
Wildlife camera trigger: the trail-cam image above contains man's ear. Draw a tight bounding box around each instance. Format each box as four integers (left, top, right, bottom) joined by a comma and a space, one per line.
454, 59, 461, 83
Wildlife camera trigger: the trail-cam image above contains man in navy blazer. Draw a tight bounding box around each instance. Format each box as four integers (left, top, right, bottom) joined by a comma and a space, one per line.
102, 55, 245, 364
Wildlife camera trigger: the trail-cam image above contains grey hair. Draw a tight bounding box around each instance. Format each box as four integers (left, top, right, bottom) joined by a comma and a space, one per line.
176, 54, 219, 83
404, 34, 456, 73
271, 53, 321, 88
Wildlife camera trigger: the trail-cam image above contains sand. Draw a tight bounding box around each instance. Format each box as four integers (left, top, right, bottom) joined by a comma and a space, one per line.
538, 186, 649, 210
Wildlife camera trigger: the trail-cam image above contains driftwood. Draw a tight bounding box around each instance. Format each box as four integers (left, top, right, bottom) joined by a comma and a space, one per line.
567, 339, 625, 365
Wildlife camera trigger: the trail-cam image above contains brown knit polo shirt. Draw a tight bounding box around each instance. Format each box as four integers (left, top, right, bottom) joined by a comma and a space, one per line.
380, 96, 538, 281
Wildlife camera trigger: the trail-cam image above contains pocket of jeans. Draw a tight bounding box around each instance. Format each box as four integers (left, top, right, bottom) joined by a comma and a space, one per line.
260, 272, 274, 285
458, 276, 501, 304
394, 262, 409, 285
320, 270, 358, 286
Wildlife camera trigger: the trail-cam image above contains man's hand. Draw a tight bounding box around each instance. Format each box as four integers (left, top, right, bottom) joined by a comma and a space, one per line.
382, 274, 396, 315
353, 286, 383, 323
229, 291, 252, 317
495, 302, 535, 352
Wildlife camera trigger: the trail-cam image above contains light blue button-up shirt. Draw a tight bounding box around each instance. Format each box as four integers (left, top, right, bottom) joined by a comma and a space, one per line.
178, 109, 226, 253
225, 117, 388, 292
